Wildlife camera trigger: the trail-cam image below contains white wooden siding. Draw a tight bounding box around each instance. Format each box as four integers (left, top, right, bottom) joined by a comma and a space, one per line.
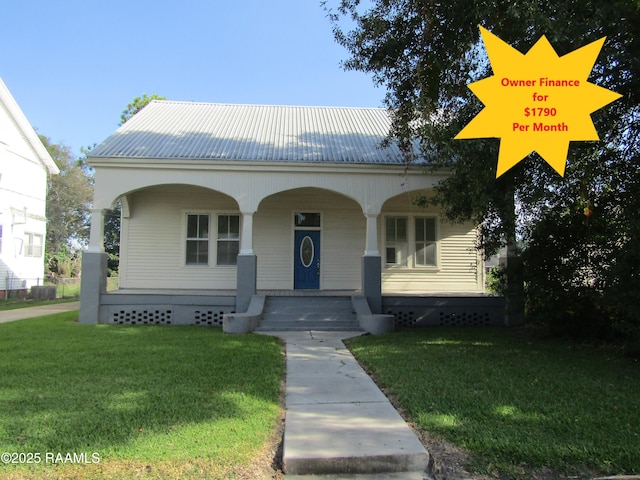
119, 186, 482, 293
255, 188, 364, 290
0, 99, 50, 288
119, 185, 239, 289
380, 192, 482, 293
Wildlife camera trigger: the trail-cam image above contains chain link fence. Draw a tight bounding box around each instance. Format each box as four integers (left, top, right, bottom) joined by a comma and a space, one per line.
1, 275, 119, 300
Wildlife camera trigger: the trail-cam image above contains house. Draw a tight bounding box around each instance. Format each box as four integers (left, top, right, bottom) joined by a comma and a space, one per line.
80, 101, 503, 328
0, 78, 59, 298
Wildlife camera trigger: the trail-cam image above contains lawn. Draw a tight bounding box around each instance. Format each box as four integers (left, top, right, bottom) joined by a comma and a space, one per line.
347, 328, 640, 479
0, 312, 285, 480
0, 298, 78, 312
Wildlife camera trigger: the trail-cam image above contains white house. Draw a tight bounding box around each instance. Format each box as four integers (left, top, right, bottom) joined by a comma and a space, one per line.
0, 78, 59, 298
80, 101, 502, 329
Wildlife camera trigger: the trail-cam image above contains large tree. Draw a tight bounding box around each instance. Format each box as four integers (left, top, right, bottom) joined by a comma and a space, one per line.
329, 1, 639, 341
42, 136, 93, 276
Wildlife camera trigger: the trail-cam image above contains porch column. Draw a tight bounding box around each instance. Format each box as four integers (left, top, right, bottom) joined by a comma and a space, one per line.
236, 211, 257, 313
79, 209, 108, 324
87, 208, 105, 253
362, 212, 382, 314
239, 212, 254, 255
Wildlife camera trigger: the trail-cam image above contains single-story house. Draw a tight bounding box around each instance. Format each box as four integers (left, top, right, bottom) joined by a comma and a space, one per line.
0, 78, 59, 298
80, 101, 503, 329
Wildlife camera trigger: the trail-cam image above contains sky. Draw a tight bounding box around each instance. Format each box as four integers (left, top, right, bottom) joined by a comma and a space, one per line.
1, 0, 382, 157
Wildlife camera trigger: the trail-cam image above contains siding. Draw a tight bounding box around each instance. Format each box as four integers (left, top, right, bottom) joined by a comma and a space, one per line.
119, 186, 482, 293
380, 192, 482, 293
0, 97, 50, 289
255, 188, 364, 290
119, 185, 239, 289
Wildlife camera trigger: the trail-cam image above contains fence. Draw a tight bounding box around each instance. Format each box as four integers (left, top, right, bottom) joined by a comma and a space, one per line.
1, 276, 119, 300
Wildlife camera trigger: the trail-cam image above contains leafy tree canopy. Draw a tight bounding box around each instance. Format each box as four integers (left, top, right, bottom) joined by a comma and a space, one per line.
329, 1, 640, 343
41, 136, 93, 276
120, 93, 166, 125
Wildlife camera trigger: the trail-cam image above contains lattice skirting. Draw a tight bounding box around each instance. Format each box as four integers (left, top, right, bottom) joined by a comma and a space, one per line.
104, 305, 235, 326
383, 296, 505, 327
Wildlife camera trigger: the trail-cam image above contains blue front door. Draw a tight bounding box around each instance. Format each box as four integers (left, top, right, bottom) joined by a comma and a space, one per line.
294, 230, 320, 289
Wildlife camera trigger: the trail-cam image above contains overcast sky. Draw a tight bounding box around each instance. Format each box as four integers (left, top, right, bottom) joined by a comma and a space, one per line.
2, 0, 382, 157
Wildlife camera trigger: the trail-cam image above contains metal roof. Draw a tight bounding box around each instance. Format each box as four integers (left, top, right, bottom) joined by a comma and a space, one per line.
89, 101, 410, 165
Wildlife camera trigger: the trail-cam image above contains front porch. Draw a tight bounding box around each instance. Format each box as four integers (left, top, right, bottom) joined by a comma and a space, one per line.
92, 286, 505, 329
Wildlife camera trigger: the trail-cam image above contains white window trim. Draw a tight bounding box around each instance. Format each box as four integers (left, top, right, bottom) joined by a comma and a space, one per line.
382, 214, 440, 270
215, 213, 241, 267
183, 211, 242, 268
292, 211, 323, 231
24, 232, 44, 258
384, 216, 408, 267
184, 211, 211, 267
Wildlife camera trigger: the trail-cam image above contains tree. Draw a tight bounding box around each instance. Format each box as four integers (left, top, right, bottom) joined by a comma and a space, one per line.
329, 1, 640, 341
120, 94, 167, 125
42, 136, 93, 276
103, 94, 167, 275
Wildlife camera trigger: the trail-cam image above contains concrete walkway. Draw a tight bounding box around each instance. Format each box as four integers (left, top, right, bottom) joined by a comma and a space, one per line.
0, 301, 80, 323
260, 330, 430, 478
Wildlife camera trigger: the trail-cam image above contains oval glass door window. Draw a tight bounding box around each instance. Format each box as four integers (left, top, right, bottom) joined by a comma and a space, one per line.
300, 236, 314, 267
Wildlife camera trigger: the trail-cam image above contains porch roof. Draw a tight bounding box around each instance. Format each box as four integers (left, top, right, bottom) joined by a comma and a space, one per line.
89, 101, 417, 165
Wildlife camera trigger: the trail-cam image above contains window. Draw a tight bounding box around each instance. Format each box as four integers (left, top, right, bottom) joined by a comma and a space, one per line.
186, 214, 209, 265
217, 215, 239, 265
0, 225, 2, 254
294, 212, 321, 228
384, 216, 439, 268
385, 217, 407, 266
24, 233, 43, 257
415, 217, 437, 266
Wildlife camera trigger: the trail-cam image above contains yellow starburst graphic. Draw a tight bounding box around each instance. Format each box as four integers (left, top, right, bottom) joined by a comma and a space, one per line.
455, 26, 622, 177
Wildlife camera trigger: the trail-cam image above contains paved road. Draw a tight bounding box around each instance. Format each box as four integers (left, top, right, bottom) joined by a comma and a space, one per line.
0, 302, 80, 323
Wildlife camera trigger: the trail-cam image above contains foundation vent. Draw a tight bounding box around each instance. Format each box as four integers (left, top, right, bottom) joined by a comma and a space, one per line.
194, 310, 234, 326
112, 309, 173, 325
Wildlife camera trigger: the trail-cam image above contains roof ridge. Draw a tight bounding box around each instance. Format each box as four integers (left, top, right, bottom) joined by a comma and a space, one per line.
150, 99, 387, 111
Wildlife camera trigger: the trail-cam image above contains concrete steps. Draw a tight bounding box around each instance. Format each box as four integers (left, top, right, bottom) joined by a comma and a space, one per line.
255, 296, 363, 332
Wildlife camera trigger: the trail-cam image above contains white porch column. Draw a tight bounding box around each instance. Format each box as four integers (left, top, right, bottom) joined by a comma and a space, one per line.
80, 208, 108, 324
87, 208, 105, 253
239, 211, 254, 255
237, 211, 257, 313
362, 210, 382, 313
364, 213, 379, 256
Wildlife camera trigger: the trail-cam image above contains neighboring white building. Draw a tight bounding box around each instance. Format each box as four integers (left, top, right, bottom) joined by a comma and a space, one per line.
0, 78, 59, 298
80, 101, 499, 327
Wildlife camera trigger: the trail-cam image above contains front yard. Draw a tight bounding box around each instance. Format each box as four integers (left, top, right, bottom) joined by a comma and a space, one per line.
2, 312, 639, 480
0, 312, 285, 479
347, 328, 640, 479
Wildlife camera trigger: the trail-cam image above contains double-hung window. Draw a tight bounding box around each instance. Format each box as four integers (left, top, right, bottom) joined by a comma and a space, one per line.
385, 217, 408, 266
186, 214, 209, 265
385, 216, 438, 268
415, 217, 437, 266
24, 233, 44, 257
217, 214, 239, 265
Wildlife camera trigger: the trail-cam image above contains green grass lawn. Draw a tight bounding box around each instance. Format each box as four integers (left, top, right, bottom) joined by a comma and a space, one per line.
347, 328, 640, 479
0, 312, 285, 479
0, 298, 79, 312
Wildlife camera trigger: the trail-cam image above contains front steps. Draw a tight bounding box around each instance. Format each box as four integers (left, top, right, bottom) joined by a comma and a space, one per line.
255, 296, 363, 332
